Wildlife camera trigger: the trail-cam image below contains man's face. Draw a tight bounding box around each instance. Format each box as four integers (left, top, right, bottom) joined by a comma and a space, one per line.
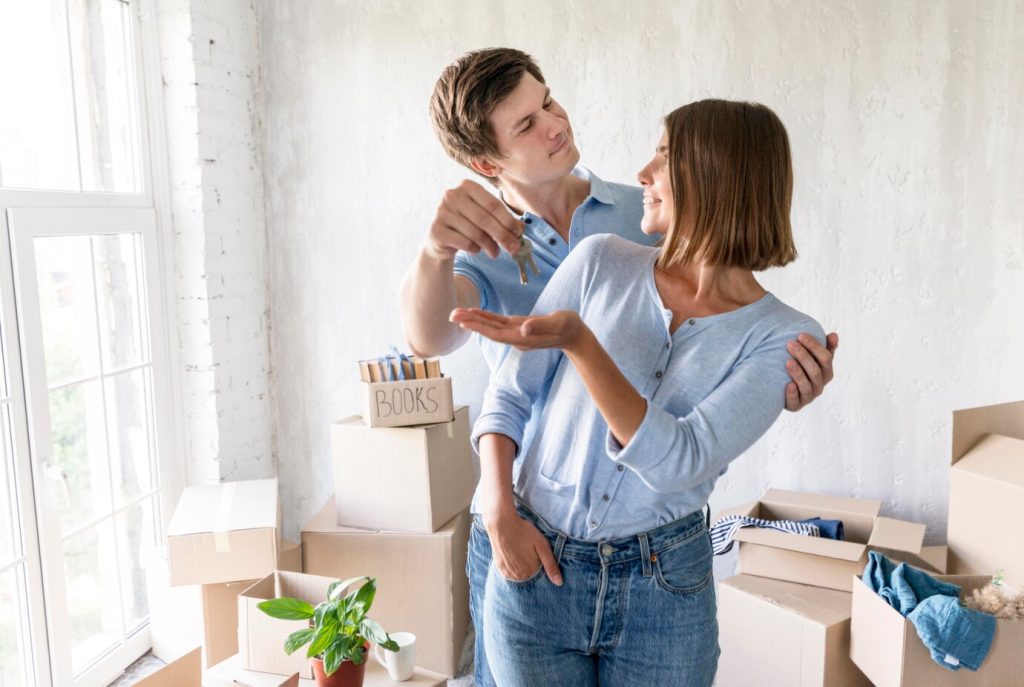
479, 73, 580, 187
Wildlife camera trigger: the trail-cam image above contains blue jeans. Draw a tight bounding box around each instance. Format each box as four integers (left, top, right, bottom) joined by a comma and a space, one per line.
469, 503, 719, 687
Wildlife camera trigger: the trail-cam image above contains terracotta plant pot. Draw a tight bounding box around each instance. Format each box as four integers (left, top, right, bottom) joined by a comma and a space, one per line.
310, 653, 368, 687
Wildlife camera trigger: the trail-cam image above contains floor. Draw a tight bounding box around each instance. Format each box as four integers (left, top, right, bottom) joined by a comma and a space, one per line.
106, 626, 476, 686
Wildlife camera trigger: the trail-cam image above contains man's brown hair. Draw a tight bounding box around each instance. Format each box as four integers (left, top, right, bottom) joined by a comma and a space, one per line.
658, 99, 797, 271
429, 48, 545, 184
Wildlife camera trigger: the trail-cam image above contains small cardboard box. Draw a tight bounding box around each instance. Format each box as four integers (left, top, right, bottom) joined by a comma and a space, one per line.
716, 489, 928, 592
361, 377, 454, 428
332, 406, 475, 533
237, 571, 338, 678
850, 573, 1024, 686
205, 653, 447, 687
947, 401, 1024, 582
301, 499, 470, 677
717, 574, 870, 687
202, 539, 302, 668
167, 478, 282, 586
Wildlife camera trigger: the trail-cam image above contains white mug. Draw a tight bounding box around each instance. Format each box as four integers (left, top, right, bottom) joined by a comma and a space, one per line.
373, 631, 416, 681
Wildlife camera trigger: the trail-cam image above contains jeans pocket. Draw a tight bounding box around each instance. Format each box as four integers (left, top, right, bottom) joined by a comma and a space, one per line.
492, 562, 545, 586
652, 529, 713, 595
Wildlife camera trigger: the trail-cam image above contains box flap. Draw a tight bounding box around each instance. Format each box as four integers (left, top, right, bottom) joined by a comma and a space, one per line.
952, 400, 1024, 465
866, 516, 924, 555
137, 646, 200, 687
204, 654, 298, 687
951, 434, 1024, 487
337, 404, 469, 432
732, 526, 868, 562
167, 479, 278, 536
720, 574, 853, 626
762, 488, 881, 520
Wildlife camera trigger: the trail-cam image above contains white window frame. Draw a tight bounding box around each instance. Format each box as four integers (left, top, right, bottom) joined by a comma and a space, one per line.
0, 0, 184, 684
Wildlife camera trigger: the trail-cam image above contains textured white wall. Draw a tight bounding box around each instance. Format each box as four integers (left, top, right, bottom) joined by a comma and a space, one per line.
257, 1, 1024, 547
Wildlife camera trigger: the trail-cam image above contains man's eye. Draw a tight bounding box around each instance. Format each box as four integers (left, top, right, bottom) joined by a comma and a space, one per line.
543, 100, 553, 109
520, 120, 534, 134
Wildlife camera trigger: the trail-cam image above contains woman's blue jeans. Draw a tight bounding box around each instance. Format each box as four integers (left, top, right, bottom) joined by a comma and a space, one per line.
467, 502, 720, 687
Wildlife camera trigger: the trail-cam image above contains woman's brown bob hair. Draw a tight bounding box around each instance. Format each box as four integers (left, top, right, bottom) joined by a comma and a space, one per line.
657, 99, 797, 271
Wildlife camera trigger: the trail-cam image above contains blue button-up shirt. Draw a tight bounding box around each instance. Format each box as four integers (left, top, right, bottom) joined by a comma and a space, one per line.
472, 235, 825, 540
453, 167, 656, 373
453, 168, 656, 517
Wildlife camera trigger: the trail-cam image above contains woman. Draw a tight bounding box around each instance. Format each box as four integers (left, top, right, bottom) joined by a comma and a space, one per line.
451, 99, 826, 686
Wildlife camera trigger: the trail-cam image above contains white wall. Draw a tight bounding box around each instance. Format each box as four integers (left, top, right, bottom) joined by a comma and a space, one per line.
256, 0, 1024, 545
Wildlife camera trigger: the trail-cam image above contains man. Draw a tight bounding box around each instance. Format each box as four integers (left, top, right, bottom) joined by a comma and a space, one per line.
399, 48, 838, 687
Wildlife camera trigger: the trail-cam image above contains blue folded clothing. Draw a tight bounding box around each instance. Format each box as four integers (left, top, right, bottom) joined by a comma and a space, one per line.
863, 551, 996, 672
800, 516, 845, 541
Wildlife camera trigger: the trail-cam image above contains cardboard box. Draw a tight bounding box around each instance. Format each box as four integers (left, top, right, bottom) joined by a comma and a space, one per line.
301, 499, 470, 676
237, 571, 339, 678
361, 377, 454, 428
201, 539, 301, 668
717, 574, 870, 686
138, 647, 201, 687
948, 401, 1024, 582
850, 573, 1024, 686
204, 653, 447, 687
332, 406, 475, 533
715, 489, 929, 592
167, 478, 282, 586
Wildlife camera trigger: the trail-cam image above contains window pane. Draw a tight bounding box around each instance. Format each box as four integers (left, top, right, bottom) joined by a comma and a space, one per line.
106, 369, 154, 506
0, 0, 80, 191
116, 497, 157, 633
49, 381, 110, 535
95, 234, 145, 371
35, 236, 101, 387
64, 522, 120, 675
0, 404, 19, 565
0, 565, 33, 687
67, 0, 141, 193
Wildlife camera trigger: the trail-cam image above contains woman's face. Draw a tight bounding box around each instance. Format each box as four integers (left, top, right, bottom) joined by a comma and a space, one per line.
637, 130, 673, 236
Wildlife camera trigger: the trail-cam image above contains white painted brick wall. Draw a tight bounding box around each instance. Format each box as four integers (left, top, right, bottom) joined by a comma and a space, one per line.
156, 0, 273, 485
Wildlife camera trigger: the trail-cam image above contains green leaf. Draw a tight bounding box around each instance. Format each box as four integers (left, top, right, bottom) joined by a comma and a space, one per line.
328, 576, 369, 601
258, 597, 315, 620
380, 638, 399, 652
313, 600, 338, 628
359, 617, 388, 645
351, 643, 366, 665
352, 577, 376, 611
322, 642, 343, 676
306, 617, 340, 658
283, 628, 316, 655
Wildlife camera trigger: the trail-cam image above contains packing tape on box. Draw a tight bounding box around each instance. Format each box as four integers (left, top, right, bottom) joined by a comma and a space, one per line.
213, 482, 237, 553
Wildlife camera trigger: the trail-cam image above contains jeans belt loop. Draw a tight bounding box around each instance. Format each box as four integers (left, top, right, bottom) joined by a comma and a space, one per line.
553, 533, 567, 565
639, 532, 653, 578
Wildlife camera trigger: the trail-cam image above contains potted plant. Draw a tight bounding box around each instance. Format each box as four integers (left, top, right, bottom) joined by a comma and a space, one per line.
258, 575, 400, 687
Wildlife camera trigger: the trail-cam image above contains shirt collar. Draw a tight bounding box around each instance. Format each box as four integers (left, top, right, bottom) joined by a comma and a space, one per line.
497, 165, 617, 220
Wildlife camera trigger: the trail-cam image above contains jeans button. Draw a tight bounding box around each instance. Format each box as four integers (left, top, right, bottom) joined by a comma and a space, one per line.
601, 544, 614, 557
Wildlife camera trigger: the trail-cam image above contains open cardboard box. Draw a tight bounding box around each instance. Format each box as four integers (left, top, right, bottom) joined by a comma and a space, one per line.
947, 400, 1024, 582
715, 489, 930, 591
237, 570, 338, 678
166, 478, 282, 586
717, 574, 871, 686
850, 573, 1024, 686
332, 406, 475, 533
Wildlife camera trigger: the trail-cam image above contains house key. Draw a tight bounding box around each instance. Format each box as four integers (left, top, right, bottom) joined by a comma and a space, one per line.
514, 237, 540, 285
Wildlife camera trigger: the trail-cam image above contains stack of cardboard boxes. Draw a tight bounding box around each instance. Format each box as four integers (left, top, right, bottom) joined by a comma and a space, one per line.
716, 400, 1024, 686
297, 369, 476, 678
159, 478, 302, 670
